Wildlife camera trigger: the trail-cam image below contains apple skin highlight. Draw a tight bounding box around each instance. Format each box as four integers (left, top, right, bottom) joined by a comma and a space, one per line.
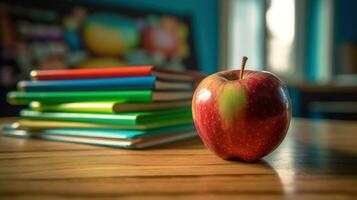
192, 70, 291, 161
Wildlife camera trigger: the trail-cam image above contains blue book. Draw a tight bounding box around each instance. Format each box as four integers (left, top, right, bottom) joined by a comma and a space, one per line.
18, 76, 193, 91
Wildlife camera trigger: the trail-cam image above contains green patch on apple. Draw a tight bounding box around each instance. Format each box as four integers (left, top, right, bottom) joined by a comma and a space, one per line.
218, 84, 247, 124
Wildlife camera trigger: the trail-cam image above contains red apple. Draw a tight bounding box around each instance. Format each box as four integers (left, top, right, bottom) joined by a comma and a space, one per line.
192, 57, 291, 161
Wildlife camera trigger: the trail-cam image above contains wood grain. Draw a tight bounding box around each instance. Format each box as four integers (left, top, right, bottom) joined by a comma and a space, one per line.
0, 118, 356, 200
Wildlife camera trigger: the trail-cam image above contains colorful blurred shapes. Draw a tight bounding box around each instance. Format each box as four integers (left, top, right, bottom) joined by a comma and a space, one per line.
124, 50, 153, 66
142, 16, 189, 59
64, 29, 82, 51
78, 57, 125, 68
37, 57, 66, 70
142, 25, 179, 59
67, 51, 88, 67
82, 13, 140, 56
63, 7, 87, 51
17, 22, 64, 41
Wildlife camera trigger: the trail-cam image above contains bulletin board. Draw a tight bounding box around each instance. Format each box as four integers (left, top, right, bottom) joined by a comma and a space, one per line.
0, 0, 198, 87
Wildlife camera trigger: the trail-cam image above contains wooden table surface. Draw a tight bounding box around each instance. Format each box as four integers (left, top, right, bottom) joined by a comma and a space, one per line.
0, 117, 356, 200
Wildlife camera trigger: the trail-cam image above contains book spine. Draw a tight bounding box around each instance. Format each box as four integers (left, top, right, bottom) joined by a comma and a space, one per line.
19, 76, 156, 91
20, 110, 138, 125
19, 109, 193, 126
31, 66, 153, 80
30, 102, 116, 113
7, 90, 153, 105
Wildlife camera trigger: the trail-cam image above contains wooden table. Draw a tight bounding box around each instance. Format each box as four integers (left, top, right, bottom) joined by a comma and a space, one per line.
0, 118, 356, 199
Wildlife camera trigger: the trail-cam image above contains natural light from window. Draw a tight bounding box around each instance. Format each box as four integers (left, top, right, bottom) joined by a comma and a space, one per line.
266, 0, 295, 74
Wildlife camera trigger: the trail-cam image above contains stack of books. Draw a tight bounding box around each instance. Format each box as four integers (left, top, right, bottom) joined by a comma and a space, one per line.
4, 66, 205, 149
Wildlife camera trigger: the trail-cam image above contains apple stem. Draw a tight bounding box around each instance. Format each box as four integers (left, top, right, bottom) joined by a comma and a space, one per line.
240, 56, 248, 79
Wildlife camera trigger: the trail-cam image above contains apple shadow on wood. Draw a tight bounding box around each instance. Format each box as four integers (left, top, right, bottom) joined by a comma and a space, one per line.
151, 138, 285, 195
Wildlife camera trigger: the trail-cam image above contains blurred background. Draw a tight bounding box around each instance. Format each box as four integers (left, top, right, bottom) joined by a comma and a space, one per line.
1, 0, 356, 120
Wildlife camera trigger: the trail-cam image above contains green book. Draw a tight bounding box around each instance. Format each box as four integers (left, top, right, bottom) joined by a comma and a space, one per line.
7, 90, 193, 105
20, 108, 192, 126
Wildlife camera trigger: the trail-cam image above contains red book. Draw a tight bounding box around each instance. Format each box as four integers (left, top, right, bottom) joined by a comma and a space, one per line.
30, 66, 206, 82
